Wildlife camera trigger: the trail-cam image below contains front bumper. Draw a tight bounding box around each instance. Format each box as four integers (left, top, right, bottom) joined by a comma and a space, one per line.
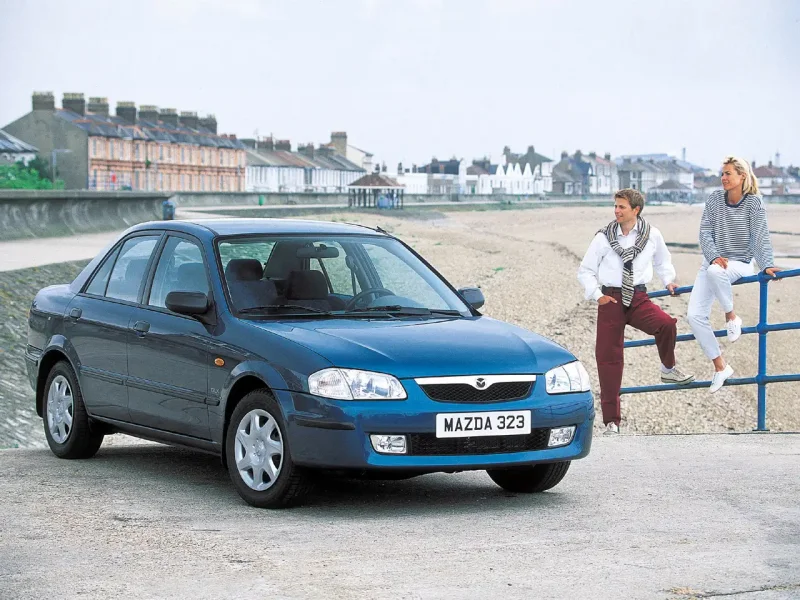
277, 379, 594, 470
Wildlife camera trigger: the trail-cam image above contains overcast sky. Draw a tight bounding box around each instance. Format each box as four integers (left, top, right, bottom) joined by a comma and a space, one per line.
2, 0, 798, 170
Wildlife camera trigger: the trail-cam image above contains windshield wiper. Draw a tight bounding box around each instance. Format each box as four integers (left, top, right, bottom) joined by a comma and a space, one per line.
349, 305, 463, 316
239, 304, 332, 315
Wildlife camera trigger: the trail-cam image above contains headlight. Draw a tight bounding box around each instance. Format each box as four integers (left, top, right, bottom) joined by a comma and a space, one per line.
308, 368, 407, 400
545, 361, 591, 394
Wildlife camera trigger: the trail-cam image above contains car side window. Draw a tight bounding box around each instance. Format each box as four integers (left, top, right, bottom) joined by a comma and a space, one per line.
105, 236, 160, 303
85, 246, 121, 296
148, 236, 209, 309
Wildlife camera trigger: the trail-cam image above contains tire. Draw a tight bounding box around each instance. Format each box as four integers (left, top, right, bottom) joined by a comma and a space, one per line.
486, 461, 571, 493
225, 389, 314, 508
42, 360, 104, 459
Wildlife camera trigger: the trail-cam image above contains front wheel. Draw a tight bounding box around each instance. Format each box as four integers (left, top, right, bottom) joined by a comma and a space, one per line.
43, 361, 104, 459
225, 390, 314, 508
486, 462, 571, 493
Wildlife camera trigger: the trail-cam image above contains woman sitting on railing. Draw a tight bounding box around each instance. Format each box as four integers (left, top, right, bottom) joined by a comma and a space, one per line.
687, 156, 780, 393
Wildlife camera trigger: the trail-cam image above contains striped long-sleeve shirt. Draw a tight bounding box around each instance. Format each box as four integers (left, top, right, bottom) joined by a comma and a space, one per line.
698, 190, 774, 269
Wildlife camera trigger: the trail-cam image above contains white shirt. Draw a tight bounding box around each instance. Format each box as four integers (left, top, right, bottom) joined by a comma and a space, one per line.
577, 222, 676, 302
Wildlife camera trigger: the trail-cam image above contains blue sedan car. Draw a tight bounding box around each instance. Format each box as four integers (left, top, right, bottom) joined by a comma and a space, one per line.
26, 218, 594, 508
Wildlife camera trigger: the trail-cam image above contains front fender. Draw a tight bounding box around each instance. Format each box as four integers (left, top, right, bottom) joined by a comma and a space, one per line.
210, 359, 326, 446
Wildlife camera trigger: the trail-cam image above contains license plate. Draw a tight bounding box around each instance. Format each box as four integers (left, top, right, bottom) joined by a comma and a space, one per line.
435, 410, 531, 438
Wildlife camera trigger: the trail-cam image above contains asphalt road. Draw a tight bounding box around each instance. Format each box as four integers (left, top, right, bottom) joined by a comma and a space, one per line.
0, 433, 798, 600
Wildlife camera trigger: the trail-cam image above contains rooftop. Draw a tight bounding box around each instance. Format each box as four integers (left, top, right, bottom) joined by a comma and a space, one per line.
55, 109, 244, 149
0, 129, 38, 154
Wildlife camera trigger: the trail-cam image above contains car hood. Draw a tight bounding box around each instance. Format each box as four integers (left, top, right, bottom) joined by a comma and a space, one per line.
250, 316, 575, 378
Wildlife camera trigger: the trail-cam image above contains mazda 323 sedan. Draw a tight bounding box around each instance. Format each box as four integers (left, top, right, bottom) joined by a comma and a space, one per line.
27, 219, 594, 508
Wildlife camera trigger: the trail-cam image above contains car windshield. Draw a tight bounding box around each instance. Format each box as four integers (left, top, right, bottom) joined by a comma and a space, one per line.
217, 234, 472, 317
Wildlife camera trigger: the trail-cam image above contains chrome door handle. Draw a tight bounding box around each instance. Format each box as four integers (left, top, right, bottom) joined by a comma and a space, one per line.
69, 307, 82, 320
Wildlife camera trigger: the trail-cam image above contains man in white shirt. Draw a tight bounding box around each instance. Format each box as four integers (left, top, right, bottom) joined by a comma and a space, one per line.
577, 189, 694, 434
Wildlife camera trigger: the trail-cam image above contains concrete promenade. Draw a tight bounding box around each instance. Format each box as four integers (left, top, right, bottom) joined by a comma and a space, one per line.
0, 433, 797, 599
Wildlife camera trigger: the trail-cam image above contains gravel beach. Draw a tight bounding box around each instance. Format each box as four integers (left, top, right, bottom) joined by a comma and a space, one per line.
1, 203, 798, 448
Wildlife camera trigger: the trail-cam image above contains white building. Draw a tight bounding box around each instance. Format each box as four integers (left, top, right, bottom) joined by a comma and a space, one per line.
245, 139, 364, 193
329, 132, 374, 174
583, 152, 619, 195
465, 147, 553, 195
0, 128, 38, 165
753, 164, 800, 195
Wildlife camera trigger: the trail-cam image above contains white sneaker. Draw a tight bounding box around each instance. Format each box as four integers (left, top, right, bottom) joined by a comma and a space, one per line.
710, 365, 734, 393
661, 366, 695, 385
603, 422, 619, 435
727, 316, 743, 343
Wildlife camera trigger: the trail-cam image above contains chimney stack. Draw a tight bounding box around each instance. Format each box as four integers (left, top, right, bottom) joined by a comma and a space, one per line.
589, 151, 597, 159
63, 93, 86, 116
32, 91, 55, 111
116, 101, 137, 124
560, 151, 568, 160
199, 114, 217, 134
180, 111, 199, 130
261, 137, 274, 151
330, 131, 347, 156
275, 140, 291, 151
139, 105, 159, 123
241, 138, 257, 149
604, 152, 611, 161
682, 147, 687, 162
159, 108, 179, 128
87, 97, 109, 116
298, 144, 315, 158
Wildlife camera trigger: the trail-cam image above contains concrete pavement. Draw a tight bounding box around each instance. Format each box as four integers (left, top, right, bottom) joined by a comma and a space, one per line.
0, 433, 797, 599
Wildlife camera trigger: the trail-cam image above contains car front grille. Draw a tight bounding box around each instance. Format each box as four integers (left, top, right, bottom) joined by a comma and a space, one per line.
407, 428, 550, 456
419, 381, 533, 403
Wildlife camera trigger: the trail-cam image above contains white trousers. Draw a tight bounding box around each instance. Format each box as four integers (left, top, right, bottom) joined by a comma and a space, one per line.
687, 260, 755, 360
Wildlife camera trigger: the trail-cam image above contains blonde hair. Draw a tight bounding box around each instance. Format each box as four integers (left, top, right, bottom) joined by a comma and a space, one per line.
723, 156, 760, 195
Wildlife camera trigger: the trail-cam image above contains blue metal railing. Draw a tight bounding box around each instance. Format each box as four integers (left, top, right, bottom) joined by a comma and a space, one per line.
619, 268, 800, 431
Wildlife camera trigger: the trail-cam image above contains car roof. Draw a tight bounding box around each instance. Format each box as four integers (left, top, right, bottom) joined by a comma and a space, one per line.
127, 218, 389, 239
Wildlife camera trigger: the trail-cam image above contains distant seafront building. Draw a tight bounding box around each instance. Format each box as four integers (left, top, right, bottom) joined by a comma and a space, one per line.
616, 153, 697, 195
396, 146, 553, 196
2, 92, 246, 191
244, 135, 365, 193
0, 129, 38, 165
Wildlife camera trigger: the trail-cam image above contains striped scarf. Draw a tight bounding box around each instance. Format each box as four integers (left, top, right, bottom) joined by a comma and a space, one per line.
599, 216, 651, 307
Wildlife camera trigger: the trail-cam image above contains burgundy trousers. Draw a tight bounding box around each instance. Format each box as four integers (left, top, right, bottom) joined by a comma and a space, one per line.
595, 289, 677, 425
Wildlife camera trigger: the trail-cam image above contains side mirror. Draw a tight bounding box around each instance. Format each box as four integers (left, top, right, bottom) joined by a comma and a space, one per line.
458, 287, 484, 310
165, 291, 209, 316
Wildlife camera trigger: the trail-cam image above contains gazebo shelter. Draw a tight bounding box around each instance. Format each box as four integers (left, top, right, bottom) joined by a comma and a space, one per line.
648, 179, 694, 203
348, 173, 405, 209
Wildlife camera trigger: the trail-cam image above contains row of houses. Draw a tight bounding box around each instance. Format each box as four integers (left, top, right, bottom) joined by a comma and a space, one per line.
4, 91, 799, 197
1, 92, 374, 193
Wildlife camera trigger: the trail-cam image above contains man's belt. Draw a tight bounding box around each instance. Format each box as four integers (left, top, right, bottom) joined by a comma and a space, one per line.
602, 285, 647, 295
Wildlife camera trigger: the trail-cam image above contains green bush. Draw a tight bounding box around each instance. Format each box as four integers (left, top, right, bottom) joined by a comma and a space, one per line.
0, 161, 65, 190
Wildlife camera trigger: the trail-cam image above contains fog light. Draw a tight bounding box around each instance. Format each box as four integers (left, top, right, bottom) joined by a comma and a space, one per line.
370, 434, 407, 454
548, 426, 576, 448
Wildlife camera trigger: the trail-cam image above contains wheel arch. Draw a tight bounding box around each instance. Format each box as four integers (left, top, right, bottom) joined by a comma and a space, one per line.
36, 341, 79, 418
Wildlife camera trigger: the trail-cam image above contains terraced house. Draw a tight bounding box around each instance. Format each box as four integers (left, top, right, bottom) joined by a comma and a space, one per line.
3, 92, 246, 191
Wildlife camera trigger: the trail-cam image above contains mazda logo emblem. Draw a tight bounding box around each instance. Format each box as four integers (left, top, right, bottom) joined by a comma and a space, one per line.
475, 378, 486, 389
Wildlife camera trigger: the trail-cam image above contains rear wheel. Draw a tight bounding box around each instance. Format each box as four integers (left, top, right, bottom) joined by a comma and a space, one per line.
43, 361, 104, 459
486, 462, 571, 493
225, 390, 314, 508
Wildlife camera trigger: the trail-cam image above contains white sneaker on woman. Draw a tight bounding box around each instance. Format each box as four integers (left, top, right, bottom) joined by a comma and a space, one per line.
710, 365, 734, 393
727, 316, 743, 342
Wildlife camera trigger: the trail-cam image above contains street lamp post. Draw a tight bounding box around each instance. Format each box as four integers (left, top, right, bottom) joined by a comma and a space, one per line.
51, 148, 71, 186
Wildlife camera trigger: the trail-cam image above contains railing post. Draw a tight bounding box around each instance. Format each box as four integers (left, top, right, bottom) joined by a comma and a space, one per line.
756, 274, 769, 431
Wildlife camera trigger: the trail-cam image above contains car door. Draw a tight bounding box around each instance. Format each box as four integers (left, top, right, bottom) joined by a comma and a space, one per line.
65, 233, 162, 421
126, 234, 212, 439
